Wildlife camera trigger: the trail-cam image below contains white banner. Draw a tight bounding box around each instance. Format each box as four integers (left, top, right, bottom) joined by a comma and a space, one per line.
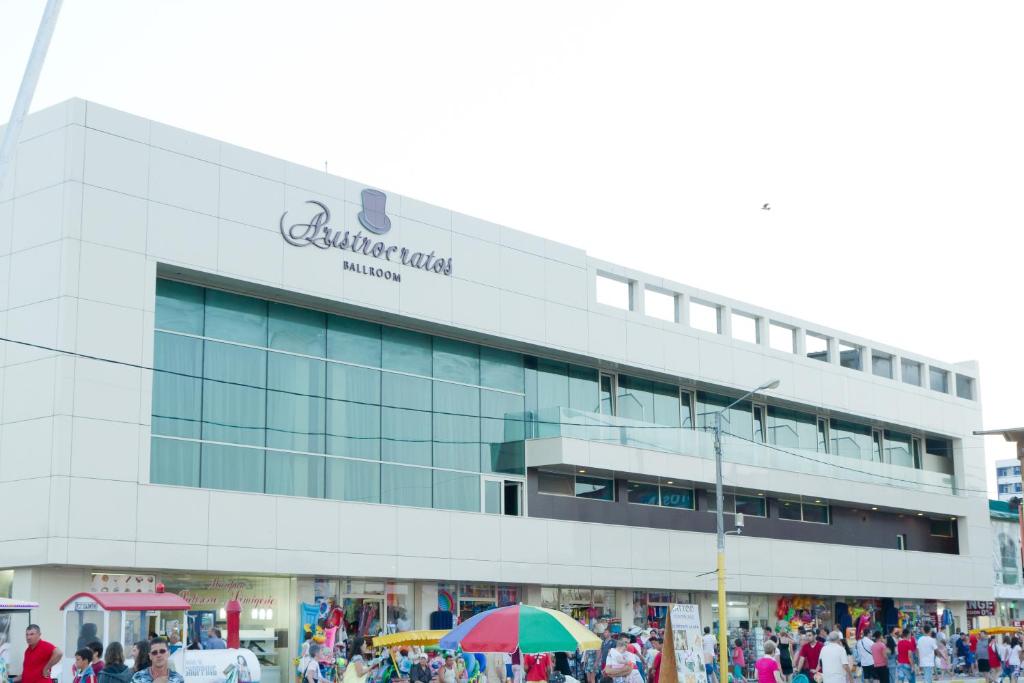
669, 604, 708, 683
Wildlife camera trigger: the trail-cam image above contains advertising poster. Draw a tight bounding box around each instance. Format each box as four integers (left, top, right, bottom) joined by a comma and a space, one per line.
661, 604, 708, 683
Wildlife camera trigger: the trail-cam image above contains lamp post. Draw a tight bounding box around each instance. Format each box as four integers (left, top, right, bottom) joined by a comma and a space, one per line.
714, 378, 781, 675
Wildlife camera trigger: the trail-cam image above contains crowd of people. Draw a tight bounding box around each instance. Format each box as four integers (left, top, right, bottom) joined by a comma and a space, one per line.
718, 624, 1024, 683
10, 623, 182, 683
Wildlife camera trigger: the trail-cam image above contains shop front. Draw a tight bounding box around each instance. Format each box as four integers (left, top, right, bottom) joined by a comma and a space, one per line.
541, 587, 615, 629
634, 591, 702, 629
437, 583, 519, 624
313, 579, 413, 637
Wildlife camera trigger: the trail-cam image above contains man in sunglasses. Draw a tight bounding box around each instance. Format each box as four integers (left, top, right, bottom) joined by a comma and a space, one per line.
131, 637, 183, 683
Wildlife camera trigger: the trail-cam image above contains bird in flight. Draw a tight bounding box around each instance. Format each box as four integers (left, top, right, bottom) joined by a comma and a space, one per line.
762, 203, 771, 210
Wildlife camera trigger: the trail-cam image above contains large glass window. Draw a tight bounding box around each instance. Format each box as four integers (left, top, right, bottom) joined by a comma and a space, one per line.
152, 333, 203, 438
697, 392, 753, 440
884, 430, 914, 467
204, 289, 267, 346
267, 353, 325, 453
575, 476, 614, 501
151, 280, 527, 511
766, 407, 817, 450
829, 419, 874, 461
433, 381, 480, 471
155, 280, 204, 334
327, 316, 381, 367
202, 342, 266, 446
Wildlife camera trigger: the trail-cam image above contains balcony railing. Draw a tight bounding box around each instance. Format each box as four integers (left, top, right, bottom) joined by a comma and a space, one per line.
525, 407, 957, 494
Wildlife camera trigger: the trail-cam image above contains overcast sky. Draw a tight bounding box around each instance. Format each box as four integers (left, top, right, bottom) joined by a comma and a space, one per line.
2, 0, 1021, 494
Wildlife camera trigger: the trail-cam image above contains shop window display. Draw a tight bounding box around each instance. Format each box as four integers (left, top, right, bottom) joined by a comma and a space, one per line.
541, 587, 613, 629
312, 579, 413, 638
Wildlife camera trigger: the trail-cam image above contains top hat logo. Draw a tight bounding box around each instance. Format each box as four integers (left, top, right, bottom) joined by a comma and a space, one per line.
357, 188, 392, 235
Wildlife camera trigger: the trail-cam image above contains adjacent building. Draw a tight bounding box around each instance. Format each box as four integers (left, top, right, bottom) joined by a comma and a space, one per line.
995, 459, 1022, 502
0, 100, 991, 677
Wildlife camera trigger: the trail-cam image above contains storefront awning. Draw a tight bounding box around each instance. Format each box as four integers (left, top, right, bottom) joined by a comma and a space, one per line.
59, 591, 191, 611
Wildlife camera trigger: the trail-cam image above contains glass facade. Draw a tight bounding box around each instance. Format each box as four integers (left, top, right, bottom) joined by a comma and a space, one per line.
152, 280, 960, 506
152, 280, 526, 511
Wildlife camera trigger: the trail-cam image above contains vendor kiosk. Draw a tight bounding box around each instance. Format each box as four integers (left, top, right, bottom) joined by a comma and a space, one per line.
58, 592, 261, 683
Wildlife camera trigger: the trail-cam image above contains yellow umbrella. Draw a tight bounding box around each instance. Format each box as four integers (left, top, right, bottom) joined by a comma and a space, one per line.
371, 630, 450, 648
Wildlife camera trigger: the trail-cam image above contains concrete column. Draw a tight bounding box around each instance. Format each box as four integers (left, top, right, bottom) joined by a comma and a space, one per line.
416, 581, 438, 629
630, 280, 645, 314
827, 337, 838, 364
794, 327, 807, 356
677, 292, 690, 328
756, 317, 769, 347
617, 589, 636, 631
719, 305, 731, 337
524, 584, 543, 607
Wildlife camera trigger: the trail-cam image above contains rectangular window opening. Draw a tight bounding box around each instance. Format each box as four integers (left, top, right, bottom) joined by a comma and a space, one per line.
731, 312, 759, 344
838, 341, 862, 370
806, 333, 829, 362
871, 352, 894, 379
595, 274, 631, 311
929, 367, 950, 393
901, 359, 923, 386
644, 288, 676, 322
689, 300, 721, 334
955, 374, 975, 400
769, 323, 796, 354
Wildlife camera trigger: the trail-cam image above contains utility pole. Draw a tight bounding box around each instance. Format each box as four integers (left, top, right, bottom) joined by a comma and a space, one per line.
0, 0, 65, 198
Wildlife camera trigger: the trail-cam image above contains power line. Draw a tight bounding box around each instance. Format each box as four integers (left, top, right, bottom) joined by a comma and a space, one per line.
0, 334, 993, 495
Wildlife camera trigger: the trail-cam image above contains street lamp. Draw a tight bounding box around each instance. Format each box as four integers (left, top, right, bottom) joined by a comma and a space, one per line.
714, 378, 781, 672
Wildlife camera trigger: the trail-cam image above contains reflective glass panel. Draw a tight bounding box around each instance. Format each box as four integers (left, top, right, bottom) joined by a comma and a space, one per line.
652, 381, 682, 427
155, 280, 204, 334
575, 476, 614, 501
885, 430, 914, 467
151, 437, 200, 487
267, 353, 326, 452
778, 500, 802, 521
766, 407, 817, 450
201, 443, 264, 492
734, 495, 766, 517
327, 316, 381, 367
480, 347, 524, 393
325, 458, 380, 503
382, 327, 432, 375
433, 337, 480, 384
829, 419, 872, 460
268, 302, 326, 356
202, 342, 266, 446
627, 481, 659, 505
568, 365, 599, 413
326, 364, 381, 460
660, 486, 694, 509
538, 471, 573, 496
433, 471, 480, 512
381, 464, 432, 508
432, 381, 480, 471
266, 451, 325, 498
802, 502, 829, 524
204, 289, 267, 346
152, 332, 203, 438
617, 375, 654, 423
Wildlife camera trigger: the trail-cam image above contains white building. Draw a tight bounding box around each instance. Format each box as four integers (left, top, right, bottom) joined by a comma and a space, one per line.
0, 99, 991, 675
995, 459, 1021, 502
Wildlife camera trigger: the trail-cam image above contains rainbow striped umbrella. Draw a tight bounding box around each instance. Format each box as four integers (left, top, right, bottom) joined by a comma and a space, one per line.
439, 604, 601, 653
